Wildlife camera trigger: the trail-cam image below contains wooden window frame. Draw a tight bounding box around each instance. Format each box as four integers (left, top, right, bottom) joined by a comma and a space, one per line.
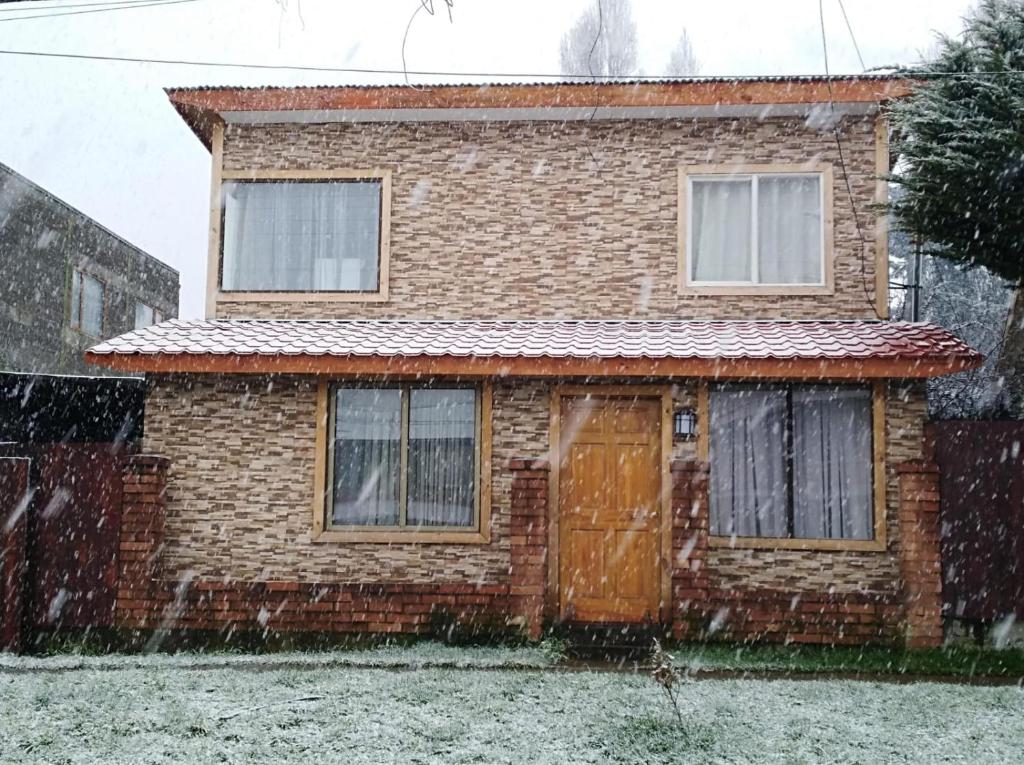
69, 268, 106, 337
678, 162, 835, 296
311, 379, 492, 544
697, 380, 886, 552
547, 384, 675, 623
206, 122, 391, 312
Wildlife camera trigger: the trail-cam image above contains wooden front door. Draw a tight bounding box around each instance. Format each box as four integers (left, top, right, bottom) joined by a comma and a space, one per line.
558, 395, 662, 623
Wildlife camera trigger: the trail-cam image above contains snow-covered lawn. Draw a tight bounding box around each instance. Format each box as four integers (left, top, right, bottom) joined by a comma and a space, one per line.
0, 652, 1021, 764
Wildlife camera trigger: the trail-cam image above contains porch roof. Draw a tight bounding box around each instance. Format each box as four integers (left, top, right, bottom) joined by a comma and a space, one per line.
84, 319, 981, 379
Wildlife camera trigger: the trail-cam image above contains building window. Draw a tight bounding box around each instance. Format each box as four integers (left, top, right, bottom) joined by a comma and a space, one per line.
70, 270, 104, 336
708, 384, 874, 540
134, 302, 164, 329
328, 385, 480, 530
684, 168, 828, 287
221, 179, 383, 293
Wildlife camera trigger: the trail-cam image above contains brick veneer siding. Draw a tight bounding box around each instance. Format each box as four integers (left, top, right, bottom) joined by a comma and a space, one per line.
507, 458, 550, 640
216, 116, 882, 322
896, 460, 944, 648
130, 376, 931, 644
670, 459, 710, 639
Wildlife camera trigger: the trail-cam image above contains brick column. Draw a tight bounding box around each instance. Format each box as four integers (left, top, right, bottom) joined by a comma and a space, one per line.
0, 458, 30, 653
116, 455, 170, 629
896, 460, 943, 648
670, 459, 710, 640
507, 458, 549, 640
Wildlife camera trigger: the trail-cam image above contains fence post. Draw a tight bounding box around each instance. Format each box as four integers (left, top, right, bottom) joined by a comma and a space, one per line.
896, 459, 944, 648
0, 458, 31, 653
116, 455, 169, 629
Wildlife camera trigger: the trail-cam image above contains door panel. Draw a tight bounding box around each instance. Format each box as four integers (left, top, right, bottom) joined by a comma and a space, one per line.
559, 395, 662, 623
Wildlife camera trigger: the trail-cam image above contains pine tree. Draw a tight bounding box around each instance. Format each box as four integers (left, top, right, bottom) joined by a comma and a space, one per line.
888, 0, 1024, 413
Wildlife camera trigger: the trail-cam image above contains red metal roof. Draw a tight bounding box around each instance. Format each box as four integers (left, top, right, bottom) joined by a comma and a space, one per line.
85, 319, 981, 379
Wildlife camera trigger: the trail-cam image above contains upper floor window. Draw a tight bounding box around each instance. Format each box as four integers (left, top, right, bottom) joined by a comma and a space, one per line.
70, 270, 104, 336
134, 302, 164, 330
221, 178, 383, 293
680, 165, 833, 293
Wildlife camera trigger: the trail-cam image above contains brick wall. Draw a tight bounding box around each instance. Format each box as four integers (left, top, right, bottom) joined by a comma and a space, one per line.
216, 116, 881, 322
135, 375, 929, 645
896, 460, 943, 648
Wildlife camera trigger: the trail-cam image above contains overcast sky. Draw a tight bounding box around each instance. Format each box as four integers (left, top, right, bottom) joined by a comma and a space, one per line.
0, 0, 974, 319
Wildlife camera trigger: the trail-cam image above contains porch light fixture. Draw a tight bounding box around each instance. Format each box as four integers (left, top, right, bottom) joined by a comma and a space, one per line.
673, 408, 697, 440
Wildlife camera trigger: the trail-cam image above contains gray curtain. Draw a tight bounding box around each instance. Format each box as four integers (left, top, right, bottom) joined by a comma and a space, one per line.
332, 388, 401, 526
709, 387, 789, 537
690, 179, 752, 283
757, 175, 822, 284
407, 389, 476, 527
222, 181, 380, 291
791, 386, 873, 539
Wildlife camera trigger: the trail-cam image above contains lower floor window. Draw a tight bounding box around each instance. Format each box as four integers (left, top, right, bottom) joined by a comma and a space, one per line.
329, 385, 479, 529
709, 384, 874, 540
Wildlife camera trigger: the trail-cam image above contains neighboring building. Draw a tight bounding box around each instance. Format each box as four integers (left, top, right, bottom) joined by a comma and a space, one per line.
0, 162, 179, 375
88, 77, 980, 647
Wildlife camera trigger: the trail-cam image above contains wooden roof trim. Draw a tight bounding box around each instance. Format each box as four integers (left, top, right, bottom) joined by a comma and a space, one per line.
83, 351, 978, 379
168, 79, 911, 115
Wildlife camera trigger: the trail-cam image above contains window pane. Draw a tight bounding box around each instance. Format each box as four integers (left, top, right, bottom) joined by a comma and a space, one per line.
791, 386, 873, 540
82, 275, 104, 336
757, 176, 822, 284
70, 272, 81, 328
222, 180, 381, 292
407, 389, 477, 527
709, 387, 788, 537
332, 388, 401, 526
691, 179, 752, 282
135, 302, 155, 329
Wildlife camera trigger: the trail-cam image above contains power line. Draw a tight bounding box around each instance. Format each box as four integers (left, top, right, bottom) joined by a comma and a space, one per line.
819, 0, 884, 321
0, 0, 168, 12
0, 0, 165, 11
0, 0, 202, 23
0, 45, 1019, 81
837, 0, 866, 72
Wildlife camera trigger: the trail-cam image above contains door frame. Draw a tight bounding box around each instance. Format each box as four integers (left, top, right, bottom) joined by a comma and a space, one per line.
548, 384, 674, 623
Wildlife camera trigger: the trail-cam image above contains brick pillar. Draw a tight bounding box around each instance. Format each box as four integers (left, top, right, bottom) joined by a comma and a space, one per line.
117, 455, 170, 628
507, 458, 549, 640
0, 458, 30, 653
896, 460, 943, 648
670, 459, 710, 640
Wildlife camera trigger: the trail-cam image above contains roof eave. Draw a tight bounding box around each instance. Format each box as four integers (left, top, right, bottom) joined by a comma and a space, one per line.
82, 351, 981, 379
166, 77, 914, 150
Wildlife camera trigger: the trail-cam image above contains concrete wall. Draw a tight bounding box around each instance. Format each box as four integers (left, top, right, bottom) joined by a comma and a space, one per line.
0, 163, 179, 375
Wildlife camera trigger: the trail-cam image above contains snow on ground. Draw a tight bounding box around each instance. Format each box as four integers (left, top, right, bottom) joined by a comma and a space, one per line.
0, 641, 557, 672
0, 656, 1021, 764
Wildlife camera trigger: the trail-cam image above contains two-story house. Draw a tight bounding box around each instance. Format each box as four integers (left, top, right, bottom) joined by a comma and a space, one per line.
88, 77, 979, 647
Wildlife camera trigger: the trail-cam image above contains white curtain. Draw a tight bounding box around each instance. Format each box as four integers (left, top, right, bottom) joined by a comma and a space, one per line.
332, 388, 401, 526
690, 179, 752, 282
791, 386, 873, 539
757, 175, 822, 284
709, 387, 789, 537
222, 181, 380, 291
407, 389, 477, 527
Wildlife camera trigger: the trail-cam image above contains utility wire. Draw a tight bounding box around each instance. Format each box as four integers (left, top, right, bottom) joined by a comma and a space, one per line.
0, 0, 202, 23
837, 0, 866, 72
0, 46, 1018, 81
0, 0, 171, 12
819, 0, 884, 321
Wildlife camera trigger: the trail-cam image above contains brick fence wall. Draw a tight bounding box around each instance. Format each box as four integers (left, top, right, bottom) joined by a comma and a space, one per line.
896, 460, 944, 648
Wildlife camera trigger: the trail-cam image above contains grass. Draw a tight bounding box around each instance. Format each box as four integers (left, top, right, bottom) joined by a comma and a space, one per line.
0, 661, 1020, 763
668, 642, 1024, 679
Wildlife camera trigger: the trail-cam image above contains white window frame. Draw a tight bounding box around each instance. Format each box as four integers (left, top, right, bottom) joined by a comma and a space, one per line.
678, 163, 835, 296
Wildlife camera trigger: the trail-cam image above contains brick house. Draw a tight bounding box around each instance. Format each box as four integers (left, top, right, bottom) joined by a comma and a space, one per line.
87, 77, 979, 647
